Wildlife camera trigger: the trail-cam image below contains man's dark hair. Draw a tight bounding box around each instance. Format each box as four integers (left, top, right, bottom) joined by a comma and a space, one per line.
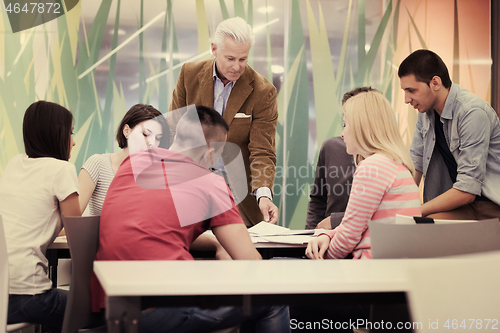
180, 105, 229, 141
398, 49, 452, 89
342, 86, 380, 105
196, 105, 229, 133
174, 105, 229, 146
23, 100, 74, 161
116, 104, 170, 149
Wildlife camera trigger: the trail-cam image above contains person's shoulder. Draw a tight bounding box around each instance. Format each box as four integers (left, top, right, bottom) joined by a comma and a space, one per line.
184, 59, 213, 72
320, 137, 351, 161
322, 136, 346, 150
183, 162, 226, 191
8, 154, 24, 164
361, 154, 397, 169
36, 155, 73, 166
367, 153, 394, 162
52, 157, 76, 170
2, 154, 24, 172
243, 65, 275, 90
452, 83, 493, 112
452, 83, 474, 97
452, 84, 477, 101
33, 156, 76, 175
85, 153, 108, 164
356, 154, 398, 179
82, 153, 109, 170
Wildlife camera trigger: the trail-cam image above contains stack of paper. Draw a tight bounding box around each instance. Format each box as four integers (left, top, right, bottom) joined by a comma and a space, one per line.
54, 236, 67, 243
248, 222, 320, 245
248, 222, 314, 236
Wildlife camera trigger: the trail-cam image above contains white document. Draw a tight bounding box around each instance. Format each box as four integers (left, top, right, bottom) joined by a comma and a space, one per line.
54, 236, 67, 243
206, 223, 319, 245
248, 221, 314, 236
260, 235, 315, 245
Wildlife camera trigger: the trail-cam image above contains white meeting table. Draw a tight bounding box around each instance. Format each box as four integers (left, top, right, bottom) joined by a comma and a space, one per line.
94, 258, 429, 333
47, 234, 311, 287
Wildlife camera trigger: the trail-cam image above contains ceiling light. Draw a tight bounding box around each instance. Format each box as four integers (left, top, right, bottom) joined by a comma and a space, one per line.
258, 6, 274, 13
272, 65, 284, 74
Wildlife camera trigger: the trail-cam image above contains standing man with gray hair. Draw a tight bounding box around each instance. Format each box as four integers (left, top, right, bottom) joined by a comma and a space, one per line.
169, 16, 279, 226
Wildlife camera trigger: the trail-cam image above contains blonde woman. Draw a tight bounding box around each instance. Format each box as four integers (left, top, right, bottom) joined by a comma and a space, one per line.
306, 87, 421, 260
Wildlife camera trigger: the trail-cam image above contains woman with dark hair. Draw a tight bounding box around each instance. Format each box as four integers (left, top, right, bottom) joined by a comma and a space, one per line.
0, 100, 81, 332
78, 104, 170, 215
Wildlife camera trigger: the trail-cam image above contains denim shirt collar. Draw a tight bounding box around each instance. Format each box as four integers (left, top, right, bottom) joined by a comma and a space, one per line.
440, 82, 458, 120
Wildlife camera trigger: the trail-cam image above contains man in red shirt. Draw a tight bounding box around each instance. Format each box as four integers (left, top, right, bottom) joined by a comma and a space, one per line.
94, 105, 290, 333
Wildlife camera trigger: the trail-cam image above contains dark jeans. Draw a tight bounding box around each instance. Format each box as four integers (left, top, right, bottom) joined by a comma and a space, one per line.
139, 305, 290, 333
8, 288, 67, 333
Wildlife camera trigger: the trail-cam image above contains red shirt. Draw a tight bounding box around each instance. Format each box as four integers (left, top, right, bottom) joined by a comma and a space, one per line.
92, 148, 243, 310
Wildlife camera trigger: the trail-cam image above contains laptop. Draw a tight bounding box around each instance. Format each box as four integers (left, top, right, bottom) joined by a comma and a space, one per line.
369, 215, 500, 259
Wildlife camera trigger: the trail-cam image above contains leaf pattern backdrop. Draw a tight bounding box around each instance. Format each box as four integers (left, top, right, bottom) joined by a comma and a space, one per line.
0, 0, 491, 228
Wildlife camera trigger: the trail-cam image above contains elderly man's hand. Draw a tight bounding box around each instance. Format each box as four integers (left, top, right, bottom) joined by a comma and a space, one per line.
259, 197, 279, 224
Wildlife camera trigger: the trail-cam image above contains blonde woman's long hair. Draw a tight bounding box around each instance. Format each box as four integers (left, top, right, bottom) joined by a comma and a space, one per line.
342, 87, 415, 176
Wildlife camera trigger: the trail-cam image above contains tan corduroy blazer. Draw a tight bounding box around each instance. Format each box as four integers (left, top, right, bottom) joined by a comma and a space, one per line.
168, 59, 278, 226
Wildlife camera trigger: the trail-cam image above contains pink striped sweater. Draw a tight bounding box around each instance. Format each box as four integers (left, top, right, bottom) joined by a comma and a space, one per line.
322, 153, 421, 259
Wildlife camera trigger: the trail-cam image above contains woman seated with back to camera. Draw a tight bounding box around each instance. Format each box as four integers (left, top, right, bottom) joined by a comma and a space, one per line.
307, 87, 422, 260
291, 88, 422, 333
0, 101, 81, 332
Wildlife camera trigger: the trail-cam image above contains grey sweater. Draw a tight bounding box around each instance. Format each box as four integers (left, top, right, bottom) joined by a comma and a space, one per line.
306, 137, 355, 229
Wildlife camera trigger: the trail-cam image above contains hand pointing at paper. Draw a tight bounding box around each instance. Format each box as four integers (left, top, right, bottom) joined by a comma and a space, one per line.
259, 197, 278, 224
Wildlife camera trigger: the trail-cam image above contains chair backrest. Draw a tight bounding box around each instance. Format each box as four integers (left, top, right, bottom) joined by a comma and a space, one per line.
407, 251, 500, 332
1, 216, 41, 333
61, 215, 100, 333
370, 216, 500, 259
0, 216, 8, 332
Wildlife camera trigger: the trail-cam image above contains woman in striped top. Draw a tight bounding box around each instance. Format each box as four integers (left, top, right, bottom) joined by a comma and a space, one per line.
78, 104, 170, 215
306, 87, 421, 260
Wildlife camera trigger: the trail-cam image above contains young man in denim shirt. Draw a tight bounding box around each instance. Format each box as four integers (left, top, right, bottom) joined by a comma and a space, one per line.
399, 49, 500, 220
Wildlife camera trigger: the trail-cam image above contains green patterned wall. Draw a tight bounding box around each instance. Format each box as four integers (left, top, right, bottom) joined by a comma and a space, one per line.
0, 0, 492, 228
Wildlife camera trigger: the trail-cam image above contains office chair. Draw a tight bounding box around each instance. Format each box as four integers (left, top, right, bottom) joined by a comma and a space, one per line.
61, 214, 241, 333
1, 216, 37, 332
61, 215, 105, 333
